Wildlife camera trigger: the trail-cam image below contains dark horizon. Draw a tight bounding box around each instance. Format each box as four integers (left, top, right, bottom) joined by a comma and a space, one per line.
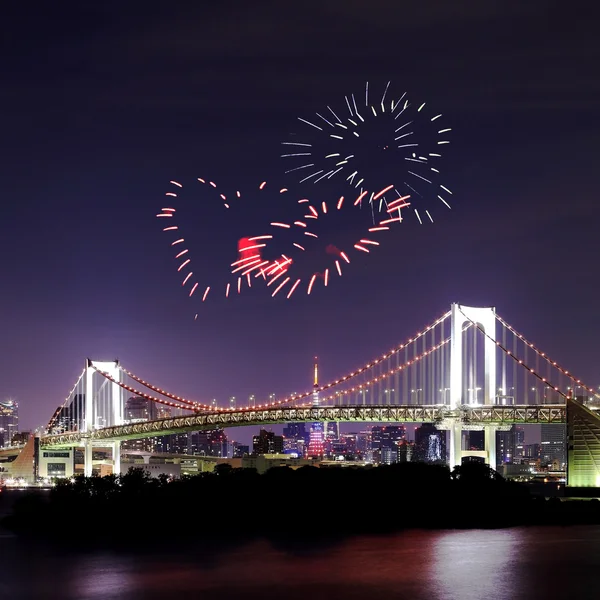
1, 2, 599, 434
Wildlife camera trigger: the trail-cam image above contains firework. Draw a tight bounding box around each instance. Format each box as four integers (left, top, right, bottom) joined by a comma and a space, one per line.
240, 186, 410, 299
158, 178, 286, 308
281, 81, 453, 224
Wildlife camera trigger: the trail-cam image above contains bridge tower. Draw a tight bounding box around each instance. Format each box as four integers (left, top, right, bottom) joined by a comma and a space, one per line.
83, 359, 123, 477
448, 303, 497, 470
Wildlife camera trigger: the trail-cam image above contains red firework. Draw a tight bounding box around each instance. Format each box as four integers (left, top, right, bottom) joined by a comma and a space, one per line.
158, 178, 290, 308
233, 185, 410, 299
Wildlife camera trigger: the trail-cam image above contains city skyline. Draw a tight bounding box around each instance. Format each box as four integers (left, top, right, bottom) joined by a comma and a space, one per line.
1, 3, 599, 433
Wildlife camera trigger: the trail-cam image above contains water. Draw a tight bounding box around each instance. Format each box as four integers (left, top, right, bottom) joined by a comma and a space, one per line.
1, 525, 600, 599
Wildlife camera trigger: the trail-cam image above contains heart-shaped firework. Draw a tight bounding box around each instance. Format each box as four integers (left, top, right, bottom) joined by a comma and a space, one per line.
239, 185, 410, 299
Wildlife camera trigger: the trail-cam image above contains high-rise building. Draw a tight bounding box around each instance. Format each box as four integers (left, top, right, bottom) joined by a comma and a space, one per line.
121, 397, 178, 453
121, 396, 160, 452
157, 433, 190, 454
540, 424, 566, 468
355, 430, 372, 460
496, 429, 512, 464
397, 440, 414, 462
283, 422, 307, 440
189, 429, 228, 456
524, 443, 541, 460
0, 399, 19, 446
337, 433, 357, 456
381, 446, 397, 465
233, 443, 250, 458
283, 422, 307, 455
371, 425, 406, 464
124, 395, 160, 422
253, 429, 284, 455
414, 424, 446, 463
372, 425, 406, 449
47, 394, 84, 434
326, 421, 340, 440
496, 425, 526, 465
513, 426, 525, 462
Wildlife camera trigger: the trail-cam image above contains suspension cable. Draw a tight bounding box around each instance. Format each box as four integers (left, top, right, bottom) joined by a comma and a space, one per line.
495, 313, 599, 398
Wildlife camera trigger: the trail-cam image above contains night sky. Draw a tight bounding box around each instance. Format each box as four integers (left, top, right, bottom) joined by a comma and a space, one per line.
1, 2, 599, 439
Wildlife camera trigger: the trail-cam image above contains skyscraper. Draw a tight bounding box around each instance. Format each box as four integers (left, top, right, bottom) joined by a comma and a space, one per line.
541, 424, 566, 468
496, 425, 526, 465
253, 429, 284, 455
414, 423, 446, 463
371, 425, 406, 464
47, 394, 84, 434
122, 396, 162, 452
283, 422, 307, 455
124, 395, 159, 422
0, 399, 19, 446
190, 429, 228, 456
326, 421, 340, 440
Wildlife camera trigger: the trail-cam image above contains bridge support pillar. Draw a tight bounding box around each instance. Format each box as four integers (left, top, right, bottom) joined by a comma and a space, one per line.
449, 304, 496, 408
485, 425, 497, 471
112, 441, 121, 476
83, 439, 93, 477
448, 422, 463, 470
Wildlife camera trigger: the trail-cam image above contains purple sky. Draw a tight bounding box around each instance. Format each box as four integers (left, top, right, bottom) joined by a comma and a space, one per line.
1, 2, 599, 445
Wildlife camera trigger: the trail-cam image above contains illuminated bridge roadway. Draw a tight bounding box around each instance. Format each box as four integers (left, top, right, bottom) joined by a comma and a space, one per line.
41, 404, 566, 449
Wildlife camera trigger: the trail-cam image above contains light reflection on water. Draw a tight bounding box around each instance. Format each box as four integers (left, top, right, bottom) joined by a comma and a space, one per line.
2, 527, 600, 599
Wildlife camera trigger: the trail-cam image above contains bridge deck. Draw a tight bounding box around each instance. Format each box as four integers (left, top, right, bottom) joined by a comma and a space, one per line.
40, 404, 567, 449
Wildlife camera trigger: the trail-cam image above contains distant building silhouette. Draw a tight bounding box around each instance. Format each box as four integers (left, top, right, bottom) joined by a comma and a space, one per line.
253, 429, 284, 455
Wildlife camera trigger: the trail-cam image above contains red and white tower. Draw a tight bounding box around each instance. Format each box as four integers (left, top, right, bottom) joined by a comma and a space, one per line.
307, 357, 324, 457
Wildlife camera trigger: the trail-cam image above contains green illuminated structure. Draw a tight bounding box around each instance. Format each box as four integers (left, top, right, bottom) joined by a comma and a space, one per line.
567, 399, 600, 488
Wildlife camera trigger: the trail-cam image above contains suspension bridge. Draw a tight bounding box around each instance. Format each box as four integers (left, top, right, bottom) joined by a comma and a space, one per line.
32, 303, 600, 488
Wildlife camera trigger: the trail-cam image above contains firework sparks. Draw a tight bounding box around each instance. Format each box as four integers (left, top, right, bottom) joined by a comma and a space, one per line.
241, 186, 407, 298
281, 81, 454, 222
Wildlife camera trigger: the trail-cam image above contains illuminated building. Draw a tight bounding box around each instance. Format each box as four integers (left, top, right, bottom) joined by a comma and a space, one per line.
380, 446, 397, 465
191, 429, 228, 456
159, 433, 189, 454
414, 423, 446, 463
233, 443, 249, 458
397, 440, 414, 462
331, 433, 357, 459
496, 425, 525, 465
283, 422, 307, 440
11, 431, 30, 445
326, 421, 339, 440
253, 429, 284, 455
47, 395, 83, 435
513, 426, 525, 461
283, 422, 307, 455
524, 443, 541, 460
355, 430, 372, 461
371, 425, 405, 464
122, 396, 161, 452
0, 399, 19, 447
307, 358, 325, 458
124, 395, 159, 422
541, 424, 566, 468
